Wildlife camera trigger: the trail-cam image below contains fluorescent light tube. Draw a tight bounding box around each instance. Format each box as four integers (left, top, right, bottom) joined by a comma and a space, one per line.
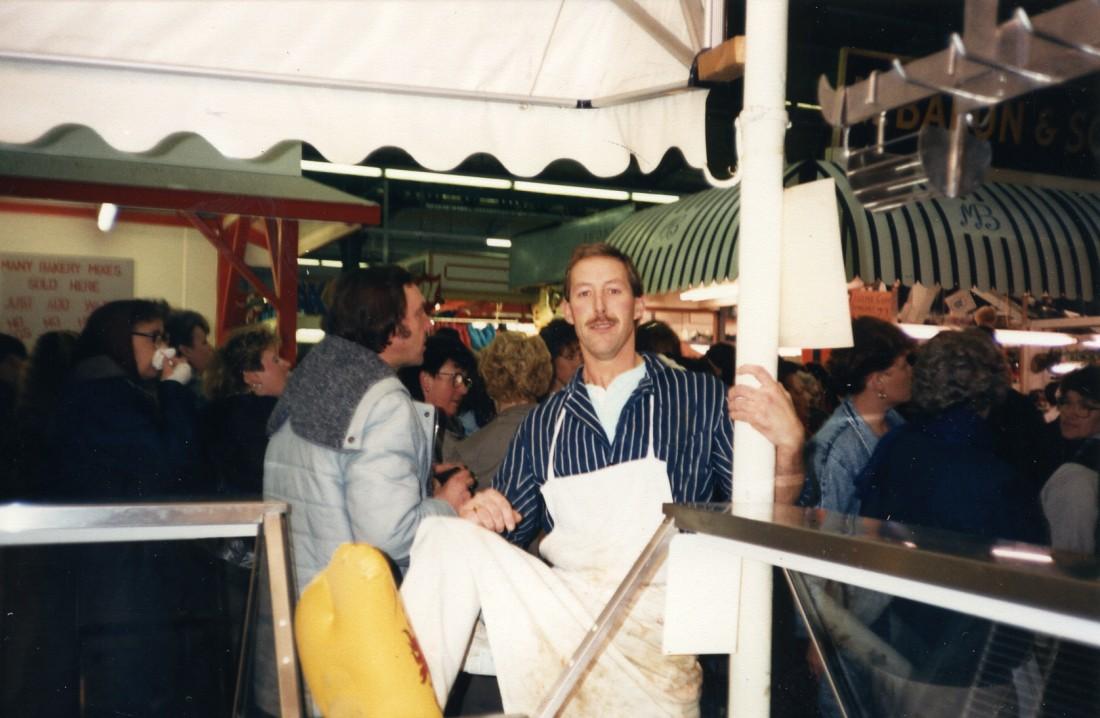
898, 324, 1075, 347
993, 329, 1076, 347
631, 191, 680, 204
300, 160, 382, 178
297, 258, 320, 267
486, 238, 512, 248
384, 168, 511, 189
513, 180, 630, 201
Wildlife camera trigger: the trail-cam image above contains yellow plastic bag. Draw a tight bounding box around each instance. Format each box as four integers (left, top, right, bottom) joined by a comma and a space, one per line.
295, 543, 441, 718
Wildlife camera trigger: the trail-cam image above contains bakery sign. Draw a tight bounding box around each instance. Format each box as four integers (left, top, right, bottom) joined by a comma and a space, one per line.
0, 253, 134, 345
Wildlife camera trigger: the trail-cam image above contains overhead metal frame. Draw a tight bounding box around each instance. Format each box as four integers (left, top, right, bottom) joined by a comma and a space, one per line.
817, 0, 1100, 128
818, 0, 1100, 209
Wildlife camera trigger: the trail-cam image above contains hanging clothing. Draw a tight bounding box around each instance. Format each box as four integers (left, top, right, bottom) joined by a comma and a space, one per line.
402, 397, 700, 716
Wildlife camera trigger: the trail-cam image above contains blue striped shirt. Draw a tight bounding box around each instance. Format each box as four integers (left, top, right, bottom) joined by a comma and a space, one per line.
493, 352, 734, 548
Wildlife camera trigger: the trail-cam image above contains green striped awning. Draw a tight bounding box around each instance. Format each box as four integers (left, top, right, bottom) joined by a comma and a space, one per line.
608, 161, 1100, 301
608, 182, 741, 296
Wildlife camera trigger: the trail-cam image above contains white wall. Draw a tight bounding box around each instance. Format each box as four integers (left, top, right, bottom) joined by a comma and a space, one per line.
0, 205, 218, 338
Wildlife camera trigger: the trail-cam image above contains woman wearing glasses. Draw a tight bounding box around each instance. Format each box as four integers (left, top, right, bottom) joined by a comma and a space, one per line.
44, 299, 218, 717
1042, 365, 1100, 554
399, 332, 480, 435
53, 298, 198, 500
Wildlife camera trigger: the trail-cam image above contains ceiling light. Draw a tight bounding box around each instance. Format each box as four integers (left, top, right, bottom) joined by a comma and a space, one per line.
1050, 361, 1086, 375
96, 203, 118, 232
297, 258, 320, 267
320, 260, 343, 268
898, 323, 1076, 347
631, 191, 680, 204
296, 328, 325, 344
993, 329, 1076, 347
680, 280, 739, 305
486, 237, 512, 248
300, 160, 382, 178
513, 180, 630, 201
384, 168, 511, 190
359, 261, 369, 268
899, 323, 943, 340
1084, 336, 1100, 349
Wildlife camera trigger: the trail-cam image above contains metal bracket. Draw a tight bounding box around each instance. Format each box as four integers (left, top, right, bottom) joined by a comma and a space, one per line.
818, 0, 1100, 127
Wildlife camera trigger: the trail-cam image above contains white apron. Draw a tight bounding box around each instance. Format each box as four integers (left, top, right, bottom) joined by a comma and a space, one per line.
401, 398, 701, 716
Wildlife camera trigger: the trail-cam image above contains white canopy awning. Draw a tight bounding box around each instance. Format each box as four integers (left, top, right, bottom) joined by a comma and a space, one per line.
0, 0, 716, 177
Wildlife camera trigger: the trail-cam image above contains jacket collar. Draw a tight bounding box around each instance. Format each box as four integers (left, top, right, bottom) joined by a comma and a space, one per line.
559, 351, 659, 440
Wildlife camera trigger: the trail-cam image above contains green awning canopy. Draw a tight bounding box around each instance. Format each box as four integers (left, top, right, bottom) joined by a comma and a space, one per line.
607, 161, 1100, 301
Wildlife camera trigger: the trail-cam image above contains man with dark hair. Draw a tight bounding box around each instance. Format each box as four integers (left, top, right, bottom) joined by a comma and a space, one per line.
265, 266, 474, 585
401, 242, 804, 714
165, 309, 213, 398
258, 266, 480, 714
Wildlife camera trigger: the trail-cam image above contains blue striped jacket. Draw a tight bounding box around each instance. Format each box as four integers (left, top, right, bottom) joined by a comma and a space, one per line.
493, 352, 734, 548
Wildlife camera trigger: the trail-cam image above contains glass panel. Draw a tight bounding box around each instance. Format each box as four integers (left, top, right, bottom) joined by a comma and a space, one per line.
787, 570, 1100, 718
0, 537, 259, 717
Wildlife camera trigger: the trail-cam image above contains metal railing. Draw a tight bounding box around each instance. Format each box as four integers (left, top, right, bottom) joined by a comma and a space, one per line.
0, 500, 303, 717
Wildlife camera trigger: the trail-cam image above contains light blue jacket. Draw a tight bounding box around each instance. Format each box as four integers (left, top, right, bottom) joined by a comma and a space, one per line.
804, 398, 904, 514
265, 375, 452, 593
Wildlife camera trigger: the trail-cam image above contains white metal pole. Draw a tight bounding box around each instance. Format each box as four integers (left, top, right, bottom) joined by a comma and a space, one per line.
729, 0, 789, 716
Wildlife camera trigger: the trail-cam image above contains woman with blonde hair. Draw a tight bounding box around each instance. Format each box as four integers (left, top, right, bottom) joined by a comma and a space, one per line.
444, 331, 552, 490
197, 324, 290, 497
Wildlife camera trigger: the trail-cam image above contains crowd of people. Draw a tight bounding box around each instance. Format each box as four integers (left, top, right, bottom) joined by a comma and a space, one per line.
0, 240, 1097, 717
0, 303, 290, 716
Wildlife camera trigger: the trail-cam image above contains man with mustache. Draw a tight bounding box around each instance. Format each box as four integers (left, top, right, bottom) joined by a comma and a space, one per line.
402, 242, 804, 716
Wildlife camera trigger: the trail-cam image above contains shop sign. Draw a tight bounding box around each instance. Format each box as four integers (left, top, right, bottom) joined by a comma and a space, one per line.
849, 288, 897, 322
833, 48, 1100, 180
0, 252, 134, 346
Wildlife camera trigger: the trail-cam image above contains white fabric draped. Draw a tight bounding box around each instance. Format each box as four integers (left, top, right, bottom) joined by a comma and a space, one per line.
0, 0, 711, 176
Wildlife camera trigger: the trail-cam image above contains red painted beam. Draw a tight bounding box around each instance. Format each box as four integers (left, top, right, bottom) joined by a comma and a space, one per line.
274, 220, 300, 365
0, 198, 194, 227
183, 212, 279, 306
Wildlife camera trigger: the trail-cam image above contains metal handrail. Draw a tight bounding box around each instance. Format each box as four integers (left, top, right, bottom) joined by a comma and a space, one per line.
0, 500, 304, 717
665, 502, 1100, 647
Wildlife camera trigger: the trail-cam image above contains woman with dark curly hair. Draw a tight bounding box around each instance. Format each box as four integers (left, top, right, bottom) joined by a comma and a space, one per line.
858, 328, 1026, 538
802, 317, 914, 513
444, 331, 552, 490
855, 329, 1033, 717
197, 324, 290, 497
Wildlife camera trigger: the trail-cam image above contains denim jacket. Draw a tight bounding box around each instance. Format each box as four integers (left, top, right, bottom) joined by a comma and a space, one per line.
802, 398, 904, 514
